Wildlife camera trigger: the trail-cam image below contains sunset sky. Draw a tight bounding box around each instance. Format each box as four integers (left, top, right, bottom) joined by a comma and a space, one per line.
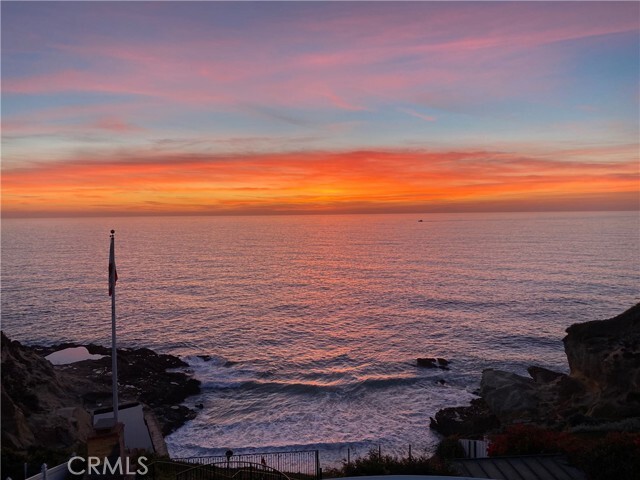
2, 1, 638, 217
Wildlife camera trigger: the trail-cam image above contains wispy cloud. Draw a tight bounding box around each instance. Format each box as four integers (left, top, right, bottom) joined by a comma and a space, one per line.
3, 147, 637, 216
398, 108, 437, 122
2, 2, 638, 216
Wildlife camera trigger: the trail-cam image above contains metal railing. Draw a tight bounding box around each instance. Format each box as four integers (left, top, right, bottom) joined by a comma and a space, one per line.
141, 450, 320, 480
174, 450, 320, 480
24, 462, 69, 480
175, 461, 290, 480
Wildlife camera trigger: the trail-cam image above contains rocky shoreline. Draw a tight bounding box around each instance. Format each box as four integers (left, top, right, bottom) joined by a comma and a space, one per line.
1, 332, 201, 455
3, 303, 639, 476
430, 303, 640, 438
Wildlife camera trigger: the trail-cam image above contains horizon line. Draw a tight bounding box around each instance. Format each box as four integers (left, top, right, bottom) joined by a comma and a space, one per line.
3, 206, 638, 221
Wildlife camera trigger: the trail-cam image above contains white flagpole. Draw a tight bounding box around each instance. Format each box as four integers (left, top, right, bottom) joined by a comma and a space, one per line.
109, 229, 119, 423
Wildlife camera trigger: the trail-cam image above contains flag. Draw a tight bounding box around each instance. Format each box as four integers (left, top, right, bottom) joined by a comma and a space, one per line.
109, 232, 118, 296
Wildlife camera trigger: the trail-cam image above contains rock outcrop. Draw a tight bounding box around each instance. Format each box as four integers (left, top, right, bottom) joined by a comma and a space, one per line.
1, 332, 201, 454
479, 369, 538, 423
1, 332, 94, 452
32, 343, 202, 435
563, 303, 640, 419
417, 357, 450, 369
429, 398, 499, 437
430, 304, 640, 436
527, 366, 565, 384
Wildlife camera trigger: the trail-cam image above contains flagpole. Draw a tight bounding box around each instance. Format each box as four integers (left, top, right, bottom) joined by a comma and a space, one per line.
110, 229, 119, 424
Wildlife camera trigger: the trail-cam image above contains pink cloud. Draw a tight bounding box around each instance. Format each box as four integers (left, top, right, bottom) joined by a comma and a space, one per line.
92, 117, 145, 133
398, 108, 436, 122
4, 2, 636, 115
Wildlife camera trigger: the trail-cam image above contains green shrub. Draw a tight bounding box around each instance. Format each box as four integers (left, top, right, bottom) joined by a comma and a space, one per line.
488, 424, 569, 456
568, 432, 640, 480
332, 448, 456, 477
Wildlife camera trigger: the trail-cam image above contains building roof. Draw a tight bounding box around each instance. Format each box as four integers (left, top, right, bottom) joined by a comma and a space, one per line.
451, 454, 587, 480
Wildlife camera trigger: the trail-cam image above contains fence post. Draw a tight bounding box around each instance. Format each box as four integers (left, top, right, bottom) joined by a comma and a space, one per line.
315, 450, 320, 480
41, 464, 47, 480
24, 462, 27, 480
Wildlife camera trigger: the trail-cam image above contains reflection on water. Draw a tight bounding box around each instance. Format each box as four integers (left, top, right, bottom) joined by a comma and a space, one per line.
2, 211, 638, 463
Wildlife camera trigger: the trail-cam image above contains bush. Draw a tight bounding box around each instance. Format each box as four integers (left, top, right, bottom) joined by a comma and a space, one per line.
488, 424, 570, 456
330, 448, 456, 477
568, 432, 640, 480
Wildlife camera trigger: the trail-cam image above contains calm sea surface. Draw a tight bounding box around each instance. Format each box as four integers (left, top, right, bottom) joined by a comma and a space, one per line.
2, 212, 639, 464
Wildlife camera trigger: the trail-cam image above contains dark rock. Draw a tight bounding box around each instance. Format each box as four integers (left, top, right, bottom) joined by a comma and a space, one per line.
417, 357, 436, 368
566, 413, 593, 427
627, 391, 640, 403
433, 304, 640, 436
480, 369, 538, 422
159, 405, 197, 436
558, 375, 586, 399
472, 305, 640, 429
1, 332, 93, 452
528, 366, 566, 384
1, 331, 201, 454
430, 398, 500, 437
81, 391, 112, 405
1, 389, 35, 450
563, 303, 640, 419
417, 357, 449, 369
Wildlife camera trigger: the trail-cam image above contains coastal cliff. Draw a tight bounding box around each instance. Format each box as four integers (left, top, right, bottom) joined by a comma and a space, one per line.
1, 332, 93, 451
563, 303, 640, 419
1, 332, 200, 456
431, 303, 640, 436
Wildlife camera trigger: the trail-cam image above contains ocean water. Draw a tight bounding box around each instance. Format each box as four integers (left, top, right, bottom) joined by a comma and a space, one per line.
2, 211, 639, 465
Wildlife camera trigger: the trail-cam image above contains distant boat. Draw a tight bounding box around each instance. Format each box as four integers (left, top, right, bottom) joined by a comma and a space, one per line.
418, 219, 423, 222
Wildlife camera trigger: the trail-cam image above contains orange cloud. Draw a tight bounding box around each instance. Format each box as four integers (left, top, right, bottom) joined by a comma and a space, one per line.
2, 148, 638, 217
